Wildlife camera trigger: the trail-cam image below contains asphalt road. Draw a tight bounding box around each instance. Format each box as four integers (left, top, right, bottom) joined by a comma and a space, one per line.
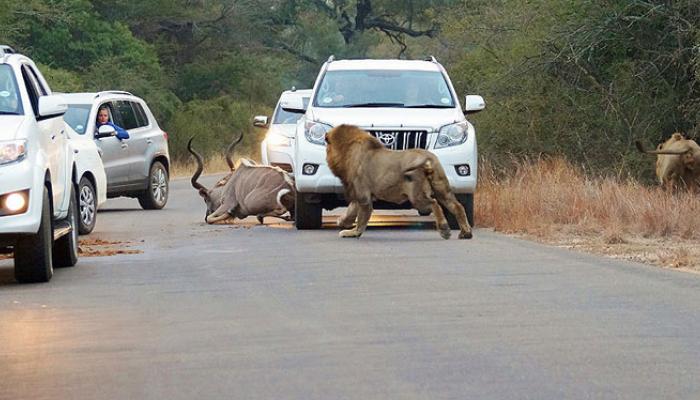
1, 175, 699, 399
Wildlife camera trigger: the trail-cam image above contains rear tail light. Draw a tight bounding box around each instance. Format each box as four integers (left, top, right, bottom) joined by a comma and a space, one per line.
162, 131, 169, 141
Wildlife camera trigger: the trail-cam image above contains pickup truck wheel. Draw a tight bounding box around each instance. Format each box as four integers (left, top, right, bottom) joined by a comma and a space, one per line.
78, 177, 96, 234
295, 193, 322, 230
138, 161, 168, 210
444, 193, 474, 230
14, 187, 53, 283
54, 185, 79, 268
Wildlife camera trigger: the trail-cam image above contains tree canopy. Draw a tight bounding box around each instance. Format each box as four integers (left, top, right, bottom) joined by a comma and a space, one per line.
1, 0, 698, 180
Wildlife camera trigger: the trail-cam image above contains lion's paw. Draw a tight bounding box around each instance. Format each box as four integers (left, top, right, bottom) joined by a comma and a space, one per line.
458, 231, 473, 240
439, 229, 451, 240
339, 229, 362, 238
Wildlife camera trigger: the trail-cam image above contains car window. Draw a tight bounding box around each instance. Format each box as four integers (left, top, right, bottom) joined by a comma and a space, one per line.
20, 65, 41, 116
132, 101, 149, 127
26, 65, 48, 96
272, 97, 309, 124
313, 70, 455, 108
97, 102, 118, 128
114, 100, 139, 130
64, 104, 91, 135
0, 64, 23, 115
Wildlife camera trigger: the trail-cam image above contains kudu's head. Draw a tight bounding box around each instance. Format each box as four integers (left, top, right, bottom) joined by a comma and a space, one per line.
188, 134, 243, 221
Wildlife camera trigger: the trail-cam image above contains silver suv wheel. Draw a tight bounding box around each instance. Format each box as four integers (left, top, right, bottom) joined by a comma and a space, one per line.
138, 161, 169, 210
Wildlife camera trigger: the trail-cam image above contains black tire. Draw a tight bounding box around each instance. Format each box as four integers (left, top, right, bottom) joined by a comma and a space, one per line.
14, 187, 53, 283
54, 185, 79, 268
445, 193, 474, 230
77, 177, 97, 234
295, 192, 322, 230
138, 161, 169, 210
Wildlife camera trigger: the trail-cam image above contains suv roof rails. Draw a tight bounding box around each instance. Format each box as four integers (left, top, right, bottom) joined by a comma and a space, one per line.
327, 55, 335, 63
95, 90, 133, 98
425, 55, 438, 63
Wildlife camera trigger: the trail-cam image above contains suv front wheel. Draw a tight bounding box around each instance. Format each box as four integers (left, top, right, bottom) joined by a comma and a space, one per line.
295, 193, 322, 230
14, 187, 54, 283
138, 161, 169, 210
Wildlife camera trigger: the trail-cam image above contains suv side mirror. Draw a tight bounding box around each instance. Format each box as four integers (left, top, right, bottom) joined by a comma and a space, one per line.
280, 96, 306, 113
464, 95, 485, 114
38, 95, 67, 118
95, 124, 117, 139
253, 115, 269, 128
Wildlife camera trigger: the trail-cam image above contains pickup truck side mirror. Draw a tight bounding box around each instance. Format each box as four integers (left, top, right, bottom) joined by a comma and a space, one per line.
38, 95, 67, 119
464, 95, 485, 114
253, 115, 269, 128
95, 124, 117, 139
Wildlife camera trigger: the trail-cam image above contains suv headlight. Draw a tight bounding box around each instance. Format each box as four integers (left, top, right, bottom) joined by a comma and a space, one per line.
435, 122, 468, 149
0, 140, 27, 165
266, 132, 291, 147
304, 121, 332, 146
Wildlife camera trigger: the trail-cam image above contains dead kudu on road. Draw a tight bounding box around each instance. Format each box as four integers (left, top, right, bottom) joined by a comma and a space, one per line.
636, 133, 700, 192
188, 136, 296, 224
325, 124, 473, 240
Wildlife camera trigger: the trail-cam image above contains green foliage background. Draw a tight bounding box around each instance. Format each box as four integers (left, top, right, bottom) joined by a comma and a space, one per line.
1, 0, 698, 180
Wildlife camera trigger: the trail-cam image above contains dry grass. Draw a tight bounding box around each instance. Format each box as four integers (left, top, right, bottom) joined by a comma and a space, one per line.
171, 154, 232, 178
476, 157, 700, 272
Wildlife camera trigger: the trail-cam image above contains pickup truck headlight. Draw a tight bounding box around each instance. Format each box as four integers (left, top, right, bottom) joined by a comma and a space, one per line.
304, 121, 332, 146
0, 140, 27, 165
266, 132, 291, 147
435, 122, 468, 149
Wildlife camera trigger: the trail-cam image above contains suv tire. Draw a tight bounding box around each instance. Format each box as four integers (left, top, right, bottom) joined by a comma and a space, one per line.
444, 193, 474, 230
295, 193, 322, 230
78, 177, 96, 234
14, 187, 53, 283
54, 185, 79, 268
138, 161, 168, 210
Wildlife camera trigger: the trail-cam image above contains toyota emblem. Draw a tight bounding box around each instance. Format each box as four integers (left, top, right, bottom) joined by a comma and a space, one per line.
378, 132, 396, 146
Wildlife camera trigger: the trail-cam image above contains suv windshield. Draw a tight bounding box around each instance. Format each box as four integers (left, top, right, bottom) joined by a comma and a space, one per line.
64, 104, 91, 135
313, 69, 455, 109
0, 64, 23, 115
273, 97, 309, 124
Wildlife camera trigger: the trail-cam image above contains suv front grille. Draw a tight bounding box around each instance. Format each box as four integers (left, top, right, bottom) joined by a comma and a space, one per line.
367, 130, 428, 150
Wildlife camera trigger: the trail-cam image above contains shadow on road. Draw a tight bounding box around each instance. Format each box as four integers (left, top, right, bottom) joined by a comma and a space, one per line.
0, 265, 16, 285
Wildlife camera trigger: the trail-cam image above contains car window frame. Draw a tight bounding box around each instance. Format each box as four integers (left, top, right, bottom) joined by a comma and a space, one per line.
20, 65, 42, 117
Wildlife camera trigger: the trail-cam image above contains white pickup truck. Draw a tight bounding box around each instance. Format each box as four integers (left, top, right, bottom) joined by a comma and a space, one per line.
0, 46, 79, 283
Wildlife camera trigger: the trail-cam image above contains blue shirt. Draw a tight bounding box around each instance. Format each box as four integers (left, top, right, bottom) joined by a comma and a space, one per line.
98, 121, 130, 140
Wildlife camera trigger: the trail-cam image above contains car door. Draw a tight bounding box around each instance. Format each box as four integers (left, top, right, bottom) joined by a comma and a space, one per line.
112, 100, 148, 185
93, 101, 130, 189
21, 64, 66, 207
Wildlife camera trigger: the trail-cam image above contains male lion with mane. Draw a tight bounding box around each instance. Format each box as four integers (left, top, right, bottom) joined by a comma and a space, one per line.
325, 124, 473, 240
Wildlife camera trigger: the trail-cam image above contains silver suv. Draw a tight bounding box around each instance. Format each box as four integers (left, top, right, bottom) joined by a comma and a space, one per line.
62, 92, 170, 209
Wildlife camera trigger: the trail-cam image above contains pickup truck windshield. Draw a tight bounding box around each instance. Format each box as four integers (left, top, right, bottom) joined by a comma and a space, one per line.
0, 65, 23, 115
313, 69, 455, 109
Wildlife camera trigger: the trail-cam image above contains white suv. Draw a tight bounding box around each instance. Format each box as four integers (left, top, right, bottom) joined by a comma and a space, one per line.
0, 48, 79, 283
62, 92, 170, 209
286, 56, 485, 229
254, 88, 312, 173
